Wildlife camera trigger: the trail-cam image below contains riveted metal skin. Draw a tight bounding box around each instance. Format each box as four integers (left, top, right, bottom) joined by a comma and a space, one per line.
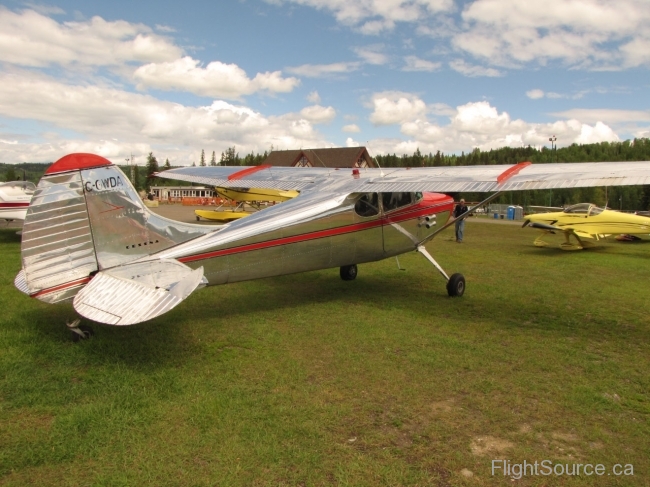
20, 163, 214, 305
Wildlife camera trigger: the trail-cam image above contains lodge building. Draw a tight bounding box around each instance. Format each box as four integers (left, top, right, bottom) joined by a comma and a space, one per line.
262, 147, 375, 168
150, 147, 375, 201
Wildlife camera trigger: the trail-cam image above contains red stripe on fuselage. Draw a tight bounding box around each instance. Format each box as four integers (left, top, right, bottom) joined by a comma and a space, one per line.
178, 195, 453, 264
30, 277, 91, 298
0, 202, 29, 208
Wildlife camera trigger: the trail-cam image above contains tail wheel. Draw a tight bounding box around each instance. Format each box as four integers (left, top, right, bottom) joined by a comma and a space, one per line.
446, 273, 465, 297
340, 264, 358, 281
71, 324, 94, 342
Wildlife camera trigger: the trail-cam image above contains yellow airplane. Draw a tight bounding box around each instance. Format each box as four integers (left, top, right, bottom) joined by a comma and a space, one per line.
522, 203, 650, 250
215, 186, 299, 204
195, 187, 299, 222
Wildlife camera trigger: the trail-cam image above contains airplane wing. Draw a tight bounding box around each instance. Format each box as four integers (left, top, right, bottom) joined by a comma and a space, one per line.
157, 161, 650, 193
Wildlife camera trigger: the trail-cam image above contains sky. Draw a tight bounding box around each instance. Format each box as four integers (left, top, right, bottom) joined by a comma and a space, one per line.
0, 0, 648, 165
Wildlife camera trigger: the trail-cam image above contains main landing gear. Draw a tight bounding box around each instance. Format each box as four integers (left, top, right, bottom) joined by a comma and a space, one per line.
417, 245, 465, 297
340, 254, 464, 297
67, 319, 94, 342
340, 264, 358, 281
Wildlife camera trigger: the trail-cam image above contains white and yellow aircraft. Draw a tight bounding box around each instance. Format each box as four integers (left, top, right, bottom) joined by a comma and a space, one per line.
522, 203, 650, 250
195, 186, 299, 222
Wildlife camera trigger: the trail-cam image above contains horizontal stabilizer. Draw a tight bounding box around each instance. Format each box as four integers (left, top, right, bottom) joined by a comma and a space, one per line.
73, 260, 205, 325
14, 270, 29, 295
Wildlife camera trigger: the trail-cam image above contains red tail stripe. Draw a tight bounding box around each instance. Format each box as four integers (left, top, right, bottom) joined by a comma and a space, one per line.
30, 277, 91, 298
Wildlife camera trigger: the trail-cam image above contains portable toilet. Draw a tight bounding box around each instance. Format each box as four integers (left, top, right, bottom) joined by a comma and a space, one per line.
507, 206, 516, 220
513, 205, 524, 220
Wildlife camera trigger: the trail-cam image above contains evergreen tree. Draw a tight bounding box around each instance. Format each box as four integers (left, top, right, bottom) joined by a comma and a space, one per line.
163, 158, 171, 170
133, 164, 140, 190
5, 166, 17, 181
199, 149, 206, 166
210, 151, 217, 166
145, 152, 160, 187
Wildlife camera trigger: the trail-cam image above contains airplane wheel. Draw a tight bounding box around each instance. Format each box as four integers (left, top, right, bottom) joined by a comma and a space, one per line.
196, 216, 200, 221
340, 264, 358, 281
446, 273, 465, 297
71, 324, 94, 342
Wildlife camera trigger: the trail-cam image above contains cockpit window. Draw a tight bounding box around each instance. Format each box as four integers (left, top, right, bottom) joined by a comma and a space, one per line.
382, 192, 412, 212
354, 193, 379, 217
588, 205, 604, 216
563, 203, 591, 214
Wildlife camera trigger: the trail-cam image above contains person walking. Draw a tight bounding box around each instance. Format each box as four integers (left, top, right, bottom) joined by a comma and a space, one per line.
454, 198, 468, 243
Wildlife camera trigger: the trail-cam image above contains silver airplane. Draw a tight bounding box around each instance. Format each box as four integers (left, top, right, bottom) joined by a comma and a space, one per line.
0, 180, 35, 221
13, 154, 650, 339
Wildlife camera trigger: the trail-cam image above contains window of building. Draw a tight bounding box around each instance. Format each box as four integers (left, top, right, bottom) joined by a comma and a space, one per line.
295, 156, 313, 167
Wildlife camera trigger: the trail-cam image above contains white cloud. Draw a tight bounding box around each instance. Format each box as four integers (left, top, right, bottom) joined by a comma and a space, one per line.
454, 0, 650, 69
0, 7, 182, 67
449, 59, 502, 77
359, 19, 394, 35
307, 91, 321, 103
134, 56, 300, 99
345, 137, 361, 147
353, 45, 389, 65
369, 91, 428, 125
0, 71, 327, 164
270, 0, 650, 71
286, 62, 360, 77
299, 105, 336, 124
367, 97, 620, 154
23, 3, 65, 15
550, 108, 650, 125
342, 124, 361, 133
526, 89, 545, 99
264, 0, 453, 30
402, 55, 441, 72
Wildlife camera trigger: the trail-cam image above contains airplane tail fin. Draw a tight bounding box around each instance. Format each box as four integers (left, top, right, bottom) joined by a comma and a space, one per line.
17, 153, 212, 323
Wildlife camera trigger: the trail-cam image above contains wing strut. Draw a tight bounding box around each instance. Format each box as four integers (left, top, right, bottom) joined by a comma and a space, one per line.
417, 191, 503, 248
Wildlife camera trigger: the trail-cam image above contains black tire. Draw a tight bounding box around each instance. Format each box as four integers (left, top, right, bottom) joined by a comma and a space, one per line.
71, 324, 94, 342
340, 264, 358, 281
446, 273, 465, 297
196, 216, 200, 221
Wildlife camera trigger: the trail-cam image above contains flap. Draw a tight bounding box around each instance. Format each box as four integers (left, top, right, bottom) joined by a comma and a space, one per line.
73, 259, 205, 325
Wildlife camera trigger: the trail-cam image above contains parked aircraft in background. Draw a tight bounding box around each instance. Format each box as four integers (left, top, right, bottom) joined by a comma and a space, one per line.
13, 154, 650, 339
0, 180, 35, 221
195, 186, 298, 222
522, 203, 650, 250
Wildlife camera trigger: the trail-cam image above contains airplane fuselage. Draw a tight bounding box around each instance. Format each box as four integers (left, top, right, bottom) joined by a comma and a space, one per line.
527, 205, 650, 237
152, 191, 454, 285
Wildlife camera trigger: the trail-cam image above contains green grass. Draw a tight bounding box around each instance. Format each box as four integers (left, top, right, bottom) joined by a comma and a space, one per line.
1, 221, 649, 486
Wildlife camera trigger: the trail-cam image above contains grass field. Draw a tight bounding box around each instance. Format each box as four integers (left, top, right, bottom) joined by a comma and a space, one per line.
1, 220, 649, 486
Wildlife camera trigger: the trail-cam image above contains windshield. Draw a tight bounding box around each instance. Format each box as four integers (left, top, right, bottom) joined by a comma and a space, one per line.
588, 205, 604, 216
563, 203, 592, 214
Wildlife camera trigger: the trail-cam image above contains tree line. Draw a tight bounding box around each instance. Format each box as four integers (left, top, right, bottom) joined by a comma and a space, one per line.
3, 139, 650, 210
